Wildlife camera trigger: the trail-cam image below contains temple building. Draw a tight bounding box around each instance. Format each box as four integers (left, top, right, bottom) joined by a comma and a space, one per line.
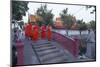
29, 15, 43, 23
29, 15, 37, 22
54, 17, 64, 29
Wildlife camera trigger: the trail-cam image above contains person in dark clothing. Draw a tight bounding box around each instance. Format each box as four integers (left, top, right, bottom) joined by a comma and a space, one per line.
12, 45, 17, 66
78, 38, 87, 59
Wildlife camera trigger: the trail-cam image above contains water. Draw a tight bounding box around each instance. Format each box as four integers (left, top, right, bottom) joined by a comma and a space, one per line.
53, 29, 89, 36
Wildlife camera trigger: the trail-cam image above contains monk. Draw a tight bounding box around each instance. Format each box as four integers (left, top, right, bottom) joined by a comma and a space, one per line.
28, 22, 33, 39
24, 23, 32, 39
32, 23, 39, 42
41, 24, 47, 39
47, 24, 52, 41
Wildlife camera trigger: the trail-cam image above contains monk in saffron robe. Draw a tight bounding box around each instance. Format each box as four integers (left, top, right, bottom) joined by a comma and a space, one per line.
32, 24, 39, 42
47, 25, 52, 41
24, 23, 32, 38
28, 23, 33, 39
41, 24, 46, 39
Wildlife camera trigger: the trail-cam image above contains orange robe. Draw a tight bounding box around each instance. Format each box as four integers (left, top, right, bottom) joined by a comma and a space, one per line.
28, 23, 32, 38
24, 23, 32, 38
41, 26, 46, 39
32, 25, 39, 41
47, 26, 52, 41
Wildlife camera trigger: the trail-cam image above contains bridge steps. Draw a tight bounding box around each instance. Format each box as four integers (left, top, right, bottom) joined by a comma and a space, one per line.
32, 40, 69, 64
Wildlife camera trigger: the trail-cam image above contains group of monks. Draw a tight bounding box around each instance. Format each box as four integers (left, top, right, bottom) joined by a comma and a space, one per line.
24, 22, 52, 42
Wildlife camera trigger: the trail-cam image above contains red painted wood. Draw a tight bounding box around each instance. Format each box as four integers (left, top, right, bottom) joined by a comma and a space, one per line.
16, 40, 24, 65
52, 31, 79, 57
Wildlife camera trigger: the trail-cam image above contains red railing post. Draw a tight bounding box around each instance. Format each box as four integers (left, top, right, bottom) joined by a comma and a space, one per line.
16, 40, 24, 65
73, 38, 79, 57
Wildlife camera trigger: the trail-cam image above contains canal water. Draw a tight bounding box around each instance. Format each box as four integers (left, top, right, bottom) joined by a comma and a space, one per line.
53, 29, 89, 40
53, 29, 89, 36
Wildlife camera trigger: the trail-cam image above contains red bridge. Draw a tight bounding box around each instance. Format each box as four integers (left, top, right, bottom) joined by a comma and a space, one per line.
15, 31, 80, 65
52, 31, 79, 57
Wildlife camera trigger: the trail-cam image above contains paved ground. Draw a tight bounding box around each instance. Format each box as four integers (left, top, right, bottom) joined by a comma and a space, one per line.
23, 38, 75, 65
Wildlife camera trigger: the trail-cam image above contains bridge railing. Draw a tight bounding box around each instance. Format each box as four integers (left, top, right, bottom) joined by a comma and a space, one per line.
16, 40, 24, 65
52, 31, 79, 57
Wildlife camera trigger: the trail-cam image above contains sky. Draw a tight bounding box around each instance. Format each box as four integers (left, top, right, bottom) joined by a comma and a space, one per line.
23, 2, 95, 23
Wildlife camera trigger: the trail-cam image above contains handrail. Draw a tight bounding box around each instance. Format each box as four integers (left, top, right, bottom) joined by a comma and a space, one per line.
52, 31, 79, 57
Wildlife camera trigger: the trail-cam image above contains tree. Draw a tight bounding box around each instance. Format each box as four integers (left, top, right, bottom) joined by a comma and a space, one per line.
88, 20, 96, 31
36, 4, 54, 25
59, 8, 76, 35
77, 19, 88, 37
86, 5, 96, 14
12, 1, 29, 20
77, 19, 87, 30
60, 8, 75, 29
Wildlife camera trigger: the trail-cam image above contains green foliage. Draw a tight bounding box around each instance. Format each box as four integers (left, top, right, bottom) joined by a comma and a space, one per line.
77, 19, 88, 30
60, 8, 74, 29
80, 22, 87, 30
88, 20, 96, 30
36, 4, 54, 25
38, 21, 43, 27
12, 1, 29, 20
77, 20, 96, 31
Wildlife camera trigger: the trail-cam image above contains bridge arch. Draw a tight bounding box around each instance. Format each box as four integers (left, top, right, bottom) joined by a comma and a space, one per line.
52, 31, 79, 57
